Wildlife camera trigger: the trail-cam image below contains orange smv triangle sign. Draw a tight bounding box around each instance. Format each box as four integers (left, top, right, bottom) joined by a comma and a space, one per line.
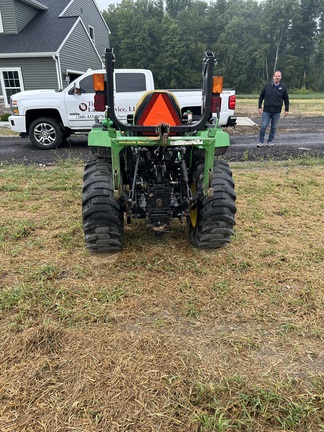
139, 92, 182, 126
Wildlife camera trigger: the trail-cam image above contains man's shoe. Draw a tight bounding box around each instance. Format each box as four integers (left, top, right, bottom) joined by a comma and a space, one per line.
267, 142, 274, 147
257, 142, 264, 147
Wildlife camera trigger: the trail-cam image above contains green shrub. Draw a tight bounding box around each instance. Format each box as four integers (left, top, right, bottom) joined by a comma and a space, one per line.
290, 86, 313, 94
0, 113, 10, 121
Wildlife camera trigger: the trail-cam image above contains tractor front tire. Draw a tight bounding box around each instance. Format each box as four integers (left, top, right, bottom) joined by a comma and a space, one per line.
82, 156, 124, 252
188, 159, 236, 249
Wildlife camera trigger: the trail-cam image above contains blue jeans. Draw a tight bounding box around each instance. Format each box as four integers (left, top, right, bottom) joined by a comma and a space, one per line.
259, 111, 281, 143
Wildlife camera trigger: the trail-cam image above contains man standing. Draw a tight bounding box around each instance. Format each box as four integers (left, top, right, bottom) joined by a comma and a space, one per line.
257, 71, 289, 147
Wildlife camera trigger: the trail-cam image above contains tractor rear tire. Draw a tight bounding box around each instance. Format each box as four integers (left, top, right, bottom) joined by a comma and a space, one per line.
82, 156, 124, 252
188, 159, 236, 249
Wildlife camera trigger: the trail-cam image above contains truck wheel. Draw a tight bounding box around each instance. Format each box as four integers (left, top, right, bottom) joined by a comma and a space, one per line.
188, 159, 236, 249
29, 117, 63, 149
82, 156, 124, 252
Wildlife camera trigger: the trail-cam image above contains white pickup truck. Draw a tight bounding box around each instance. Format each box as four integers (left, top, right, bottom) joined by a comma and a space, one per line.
9, 68, 236, 149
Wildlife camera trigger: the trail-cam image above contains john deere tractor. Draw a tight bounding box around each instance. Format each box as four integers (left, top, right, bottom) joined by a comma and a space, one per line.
82, 48, 236, 252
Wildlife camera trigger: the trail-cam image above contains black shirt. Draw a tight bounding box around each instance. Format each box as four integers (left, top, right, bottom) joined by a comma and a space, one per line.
259, 82, 289, 113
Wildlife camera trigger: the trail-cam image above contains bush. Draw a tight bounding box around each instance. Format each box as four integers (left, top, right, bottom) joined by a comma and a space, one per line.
290, 86, 313, 94
0, 113, 10, 121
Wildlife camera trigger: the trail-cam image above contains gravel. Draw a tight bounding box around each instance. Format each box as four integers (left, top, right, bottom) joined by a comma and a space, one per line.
0, 116, 323, 165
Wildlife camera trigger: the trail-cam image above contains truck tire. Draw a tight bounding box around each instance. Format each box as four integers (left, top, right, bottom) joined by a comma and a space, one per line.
82, 156, 124, 252
188, 159, 236, 249
29, 117, 63, 149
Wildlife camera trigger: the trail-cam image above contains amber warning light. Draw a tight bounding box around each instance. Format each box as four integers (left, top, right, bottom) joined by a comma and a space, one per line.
93, 73, 106, 112
212, 76, 223, 94
93, 73, 105, 92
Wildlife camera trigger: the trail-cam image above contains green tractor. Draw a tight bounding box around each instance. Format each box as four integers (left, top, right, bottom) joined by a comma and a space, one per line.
82, 48, 236, 252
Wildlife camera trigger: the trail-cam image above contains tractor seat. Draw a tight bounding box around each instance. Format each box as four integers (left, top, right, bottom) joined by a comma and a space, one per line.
134, 90, 182, 128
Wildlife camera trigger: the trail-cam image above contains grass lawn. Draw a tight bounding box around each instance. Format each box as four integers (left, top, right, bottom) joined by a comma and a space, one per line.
236, 93, 324, 118
0, 158, 323, 431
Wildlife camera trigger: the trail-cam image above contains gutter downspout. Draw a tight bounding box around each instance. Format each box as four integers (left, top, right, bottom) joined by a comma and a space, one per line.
53, 54, 63, 90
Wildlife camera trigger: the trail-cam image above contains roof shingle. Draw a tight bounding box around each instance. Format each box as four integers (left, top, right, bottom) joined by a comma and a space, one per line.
0, 0, 79, 54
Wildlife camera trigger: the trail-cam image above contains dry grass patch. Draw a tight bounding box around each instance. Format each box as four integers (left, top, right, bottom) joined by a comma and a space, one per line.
0, 160, 323, 431
235, 98, 324, 118
0, 126, 19, 136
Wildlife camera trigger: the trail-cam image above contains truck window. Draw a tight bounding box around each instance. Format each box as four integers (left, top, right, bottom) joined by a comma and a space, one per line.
116, 73, 146, 92
79, 75, 95, 93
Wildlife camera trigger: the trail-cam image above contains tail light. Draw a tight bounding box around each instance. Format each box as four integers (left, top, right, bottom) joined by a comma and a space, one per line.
229, 95, 236, 110
93, 73, 106, 111
94, 94, 106, 112
211, 76, 223, 114
211, 96, 222, 114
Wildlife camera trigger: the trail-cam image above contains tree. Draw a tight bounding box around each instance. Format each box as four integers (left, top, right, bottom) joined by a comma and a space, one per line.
212, 0, 265, 92
154, 14, 188, 88
259, 0, 296, 79
284, 0, 321, 89
103, 0, 164, 69
165, 0, 193, 18
310, 6, 324, 90
101, 0, 324, 93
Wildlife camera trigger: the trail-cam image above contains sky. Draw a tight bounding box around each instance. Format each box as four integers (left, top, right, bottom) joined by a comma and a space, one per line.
96, 0, 121, 10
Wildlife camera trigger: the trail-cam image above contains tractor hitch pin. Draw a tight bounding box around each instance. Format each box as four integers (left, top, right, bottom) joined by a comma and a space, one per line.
155, 123, 170, 145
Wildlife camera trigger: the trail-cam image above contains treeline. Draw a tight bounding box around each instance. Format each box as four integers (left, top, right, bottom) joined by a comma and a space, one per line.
102, 0, 324, 93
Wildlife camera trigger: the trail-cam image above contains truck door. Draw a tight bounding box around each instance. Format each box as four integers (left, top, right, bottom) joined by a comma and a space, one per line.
65, 74, 104, 130
65, 71, 151, 129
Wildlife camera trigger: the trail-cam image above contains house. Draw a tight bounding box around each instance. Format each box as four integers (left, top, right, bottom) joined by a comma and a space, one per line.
0, 0, 110, 108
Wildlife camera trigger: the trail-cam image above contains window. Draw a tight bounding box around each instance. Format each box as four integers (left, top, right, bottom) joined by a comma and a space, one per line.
0, 68, 24, 107
116, 73, 146, 92
89, 26, 95, 42
78, 75, 95, 93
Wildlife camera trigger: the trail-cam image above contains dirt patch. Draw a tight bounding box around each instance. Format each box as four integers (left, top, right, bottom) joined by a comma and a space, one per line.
233, 115, 324, 135
1, 115, 323, 166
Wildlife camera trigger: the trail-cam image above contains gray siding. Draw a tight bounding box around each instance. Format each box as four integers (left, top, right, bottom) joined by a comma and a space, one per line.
0, 0, 110, 96
59, 20, 103, 88
0, 0, 39, 34
0, 57, 58, 94
14, 0, 39, 33
62, 0, 109, 58
1, 0, 17, 33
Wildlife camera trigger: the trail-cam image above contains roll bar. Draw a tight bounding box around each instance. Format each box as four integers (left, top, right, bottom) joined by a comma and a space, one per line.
105, 48, 216, 134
